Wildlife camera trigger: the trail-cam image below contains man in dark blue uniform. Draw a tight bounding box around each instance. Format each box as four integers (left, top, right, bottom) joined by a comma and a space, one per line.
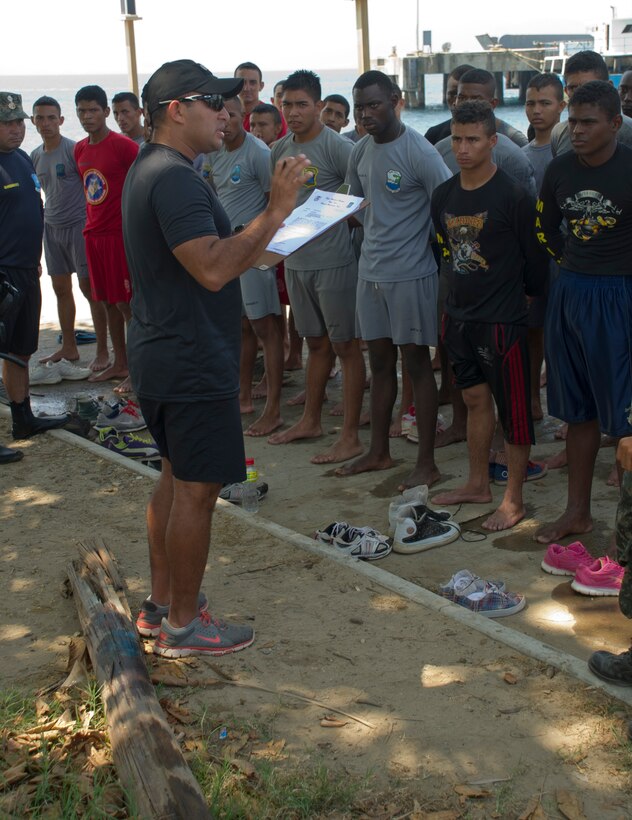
0, 91, 67, 463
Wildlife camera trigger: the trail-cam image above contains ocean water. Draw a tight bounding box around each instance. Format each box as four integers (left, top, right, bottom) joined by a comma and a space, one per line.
8, 69, 531, 155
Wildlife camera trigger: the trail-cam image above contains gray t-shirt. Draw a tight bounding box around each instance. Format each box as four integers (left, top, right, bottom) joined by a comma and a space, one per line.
270, 125, 354, 271
30, 135, 85, 226
435, 131, 537, 197
205, 133, 271, 228
551, 113, 632, 156
521, 141, 553, 194
346, 128, 451, 282
496, 118, 528, 147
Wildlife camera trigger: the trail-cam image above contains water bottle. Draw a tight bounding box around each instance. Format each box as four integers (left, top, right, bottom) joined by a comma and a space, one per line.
242, 458, 259, 513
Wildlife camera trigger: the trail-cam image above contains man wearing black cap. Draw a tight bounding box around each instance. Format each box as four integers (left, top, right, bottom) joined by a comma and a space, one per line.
0, 91, 68, 464
122, 60, 309, 658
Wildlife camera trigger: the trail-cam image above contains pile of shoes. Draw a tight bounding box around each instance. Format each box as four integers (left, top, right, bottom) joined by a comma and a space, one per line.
29, 359, 92, 385
439, 569, 526, 617
314, 522, 391, 561
541, 541, 624, 596
93, 398, 160, 462
389, 485, 461, 554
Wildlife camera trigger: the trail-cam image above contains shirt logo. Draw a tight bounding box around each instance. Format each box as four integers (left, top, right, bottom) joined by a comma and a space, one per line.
230, 164, 241, 184
386, 169, 402, 193
31, 173, 41, 193
55, 163, 66, 178
302, 166, 318, 188
444, 212, 489, 274
83, 168, 108, 205
562, 189, 621, 241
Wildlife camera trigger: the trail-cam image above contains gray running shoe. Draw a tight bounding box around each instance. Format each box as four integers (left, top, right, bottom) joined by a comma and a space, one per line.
136, 592, 208, 637
153, 611, 255, 658
95, 399, 146, 432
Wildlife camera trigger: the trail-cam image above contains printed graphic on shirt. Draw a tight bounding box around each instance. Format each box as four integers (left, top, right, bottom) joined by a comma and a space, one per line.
386, 169, 402, 193
230, 165, 241, 184
303, 166, 318, 188
83, 168, 108, 205
562, 189, 622, 241
444, 211, 489, 273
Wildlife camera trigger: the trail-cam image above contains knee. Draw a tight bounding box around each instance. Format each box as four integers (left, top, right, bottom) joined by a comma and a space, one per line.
461, 385, 488, 410
332, 339, 359, 359
51, 276, 73, 298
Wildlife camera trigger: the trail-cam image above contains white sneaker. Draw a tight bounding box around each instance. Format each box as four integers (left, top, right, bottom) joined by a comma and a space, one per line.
29, 361, 62, 385
57, 359, 91, 381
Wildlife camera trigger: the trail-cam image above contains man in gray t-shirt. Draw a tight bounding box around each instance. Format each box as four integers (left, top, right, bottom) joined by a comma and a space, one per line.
267, 70, 366, 468
338, 70, 451, 492
30, 95, 107, 369
204, 96, 285, 439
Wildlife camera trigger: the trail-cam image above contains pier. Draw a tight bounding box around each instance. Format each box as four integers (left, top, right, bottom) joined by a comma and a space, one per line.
401, 49, 546, 108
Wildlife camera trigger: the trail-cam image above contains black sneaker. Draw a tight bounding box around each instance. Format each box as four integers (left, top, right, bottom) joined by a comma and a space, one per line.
393, 509, 461, 554
588, 648, 632, 686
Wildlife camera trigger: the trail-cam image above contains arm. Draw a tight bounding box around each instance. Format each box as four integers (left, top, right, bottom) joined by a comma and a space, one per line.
172, 155, 310, 291
430, 189, 451, 267
535, 165, 565, 264
515, 191, 549, 296
344, 144, 365, 228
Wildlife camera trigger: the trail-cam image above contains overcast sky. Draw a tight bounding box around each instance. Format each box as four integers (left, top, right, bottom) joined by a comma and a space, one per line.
3, 0, 625, 76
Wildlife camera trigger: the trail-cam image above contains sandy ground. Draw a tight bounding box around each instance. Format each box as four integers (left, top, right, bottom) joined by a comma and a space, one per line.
1, 313, 632, 814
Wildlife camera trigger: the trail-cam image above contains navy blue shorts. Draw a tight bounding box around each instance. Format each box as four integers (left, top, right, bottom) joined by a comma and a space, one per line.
545, 269, 632, 437
138, 396, 246, 484
0, 267, 41, 356
442, 315, 534, 446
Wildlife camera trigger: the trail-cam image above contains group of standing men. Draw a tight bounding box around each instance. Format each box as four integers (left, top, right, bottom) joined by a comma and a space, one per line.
2, 51, 632, 662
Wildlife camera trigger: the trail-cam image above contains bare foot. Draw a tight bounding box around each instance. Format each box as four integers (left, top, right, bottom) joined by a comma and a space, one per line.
398, 465, 441, 492
88, 363, 128, 383
268, 421, 322, 445
113, 376, 133, 395
335, 451, 395, 477
311, 438, 364, 464
284, 357, 303, 371
40, 348, 79, 364
252, 378, 267, 400
435, 425, 467, 449
359, 411, 370, 426
329, 402, 344, 417
431, 486, 492, 506
534, 512, 593, 544
554, 423, 568, 441
544, 448, 567, 470
245, 412, 284, 437
89, 353, 110, 373
389, 416, 403, 437
240, 401, 255, 415
531, 400, 544, 421
483, 500, 526, 531
607, 463, 620, 487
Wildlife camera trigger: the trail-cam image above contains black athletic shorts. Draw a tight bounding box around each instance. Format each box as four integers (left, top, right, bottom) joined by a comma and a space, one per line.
138, 396, 246, 484
442, 314, 534, 446
0, 267, 41, 356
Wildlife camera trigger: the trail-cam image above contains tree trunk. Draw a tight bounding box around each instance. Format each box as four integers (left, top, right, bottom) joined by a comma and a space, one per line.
67, 539, 211, 820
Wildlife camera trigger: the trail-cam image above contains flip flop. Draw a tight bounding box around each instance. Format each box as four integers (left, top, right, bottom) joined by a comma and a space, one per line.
56, 330, 97, 345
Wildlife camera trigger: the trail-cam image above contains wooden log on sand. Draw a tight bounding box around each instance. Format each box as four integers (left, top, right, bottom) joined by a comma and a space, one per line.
67, 539, 211, 820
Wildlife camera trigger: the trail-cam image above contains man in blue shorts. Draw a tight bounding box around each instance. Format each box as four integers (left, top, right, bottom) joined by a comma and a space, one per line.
535, 81, 632, 543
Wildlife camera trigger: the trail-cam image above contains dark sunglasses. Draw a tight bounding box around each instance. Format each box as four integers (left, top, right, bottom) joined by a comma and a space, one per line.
157, 93, 225, 111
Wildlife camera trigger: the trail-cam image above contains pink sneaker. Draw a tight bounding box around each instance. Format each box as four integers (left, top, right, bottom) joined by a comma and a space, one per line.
571, 556, 624, 596
541, 541, 594, 576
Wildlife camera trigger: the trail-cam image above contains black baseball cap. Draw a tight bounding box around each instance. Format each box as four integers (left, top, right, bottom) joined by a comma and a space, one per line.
142, 59, 244, 116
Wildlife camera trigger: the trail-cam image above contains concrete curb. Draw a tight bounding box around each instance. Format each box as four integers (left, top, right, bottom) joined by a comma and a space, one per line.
6, 416, 632, 708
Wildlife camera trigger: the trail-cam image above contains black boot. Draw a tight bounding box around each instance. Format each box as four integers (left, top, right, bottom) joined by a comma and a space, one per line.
0, 443, 23, 464
11, 397, 69, 440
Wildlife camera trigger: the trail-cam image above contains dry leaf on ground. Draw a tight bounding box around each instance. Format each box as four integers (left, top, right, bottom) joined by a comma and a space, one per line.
503, 672, 518, 685
556, 789, 587, 820
454, 784, 491, 799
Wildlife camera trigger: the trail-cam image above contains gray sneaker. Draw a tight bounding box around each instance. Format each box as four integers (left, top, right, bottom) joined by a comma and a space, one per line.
153, 611, 255, 658
135, 592, 208, 638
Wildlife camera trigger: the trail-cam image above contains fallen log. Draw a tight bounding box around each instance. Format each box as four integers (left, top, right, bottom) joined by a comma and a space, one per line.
67, 539, 211, 819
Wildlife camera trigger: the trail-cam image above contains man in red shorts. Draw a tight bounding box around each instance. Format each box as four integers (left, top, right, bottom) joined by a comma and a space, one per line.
74, 85, 138, 394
